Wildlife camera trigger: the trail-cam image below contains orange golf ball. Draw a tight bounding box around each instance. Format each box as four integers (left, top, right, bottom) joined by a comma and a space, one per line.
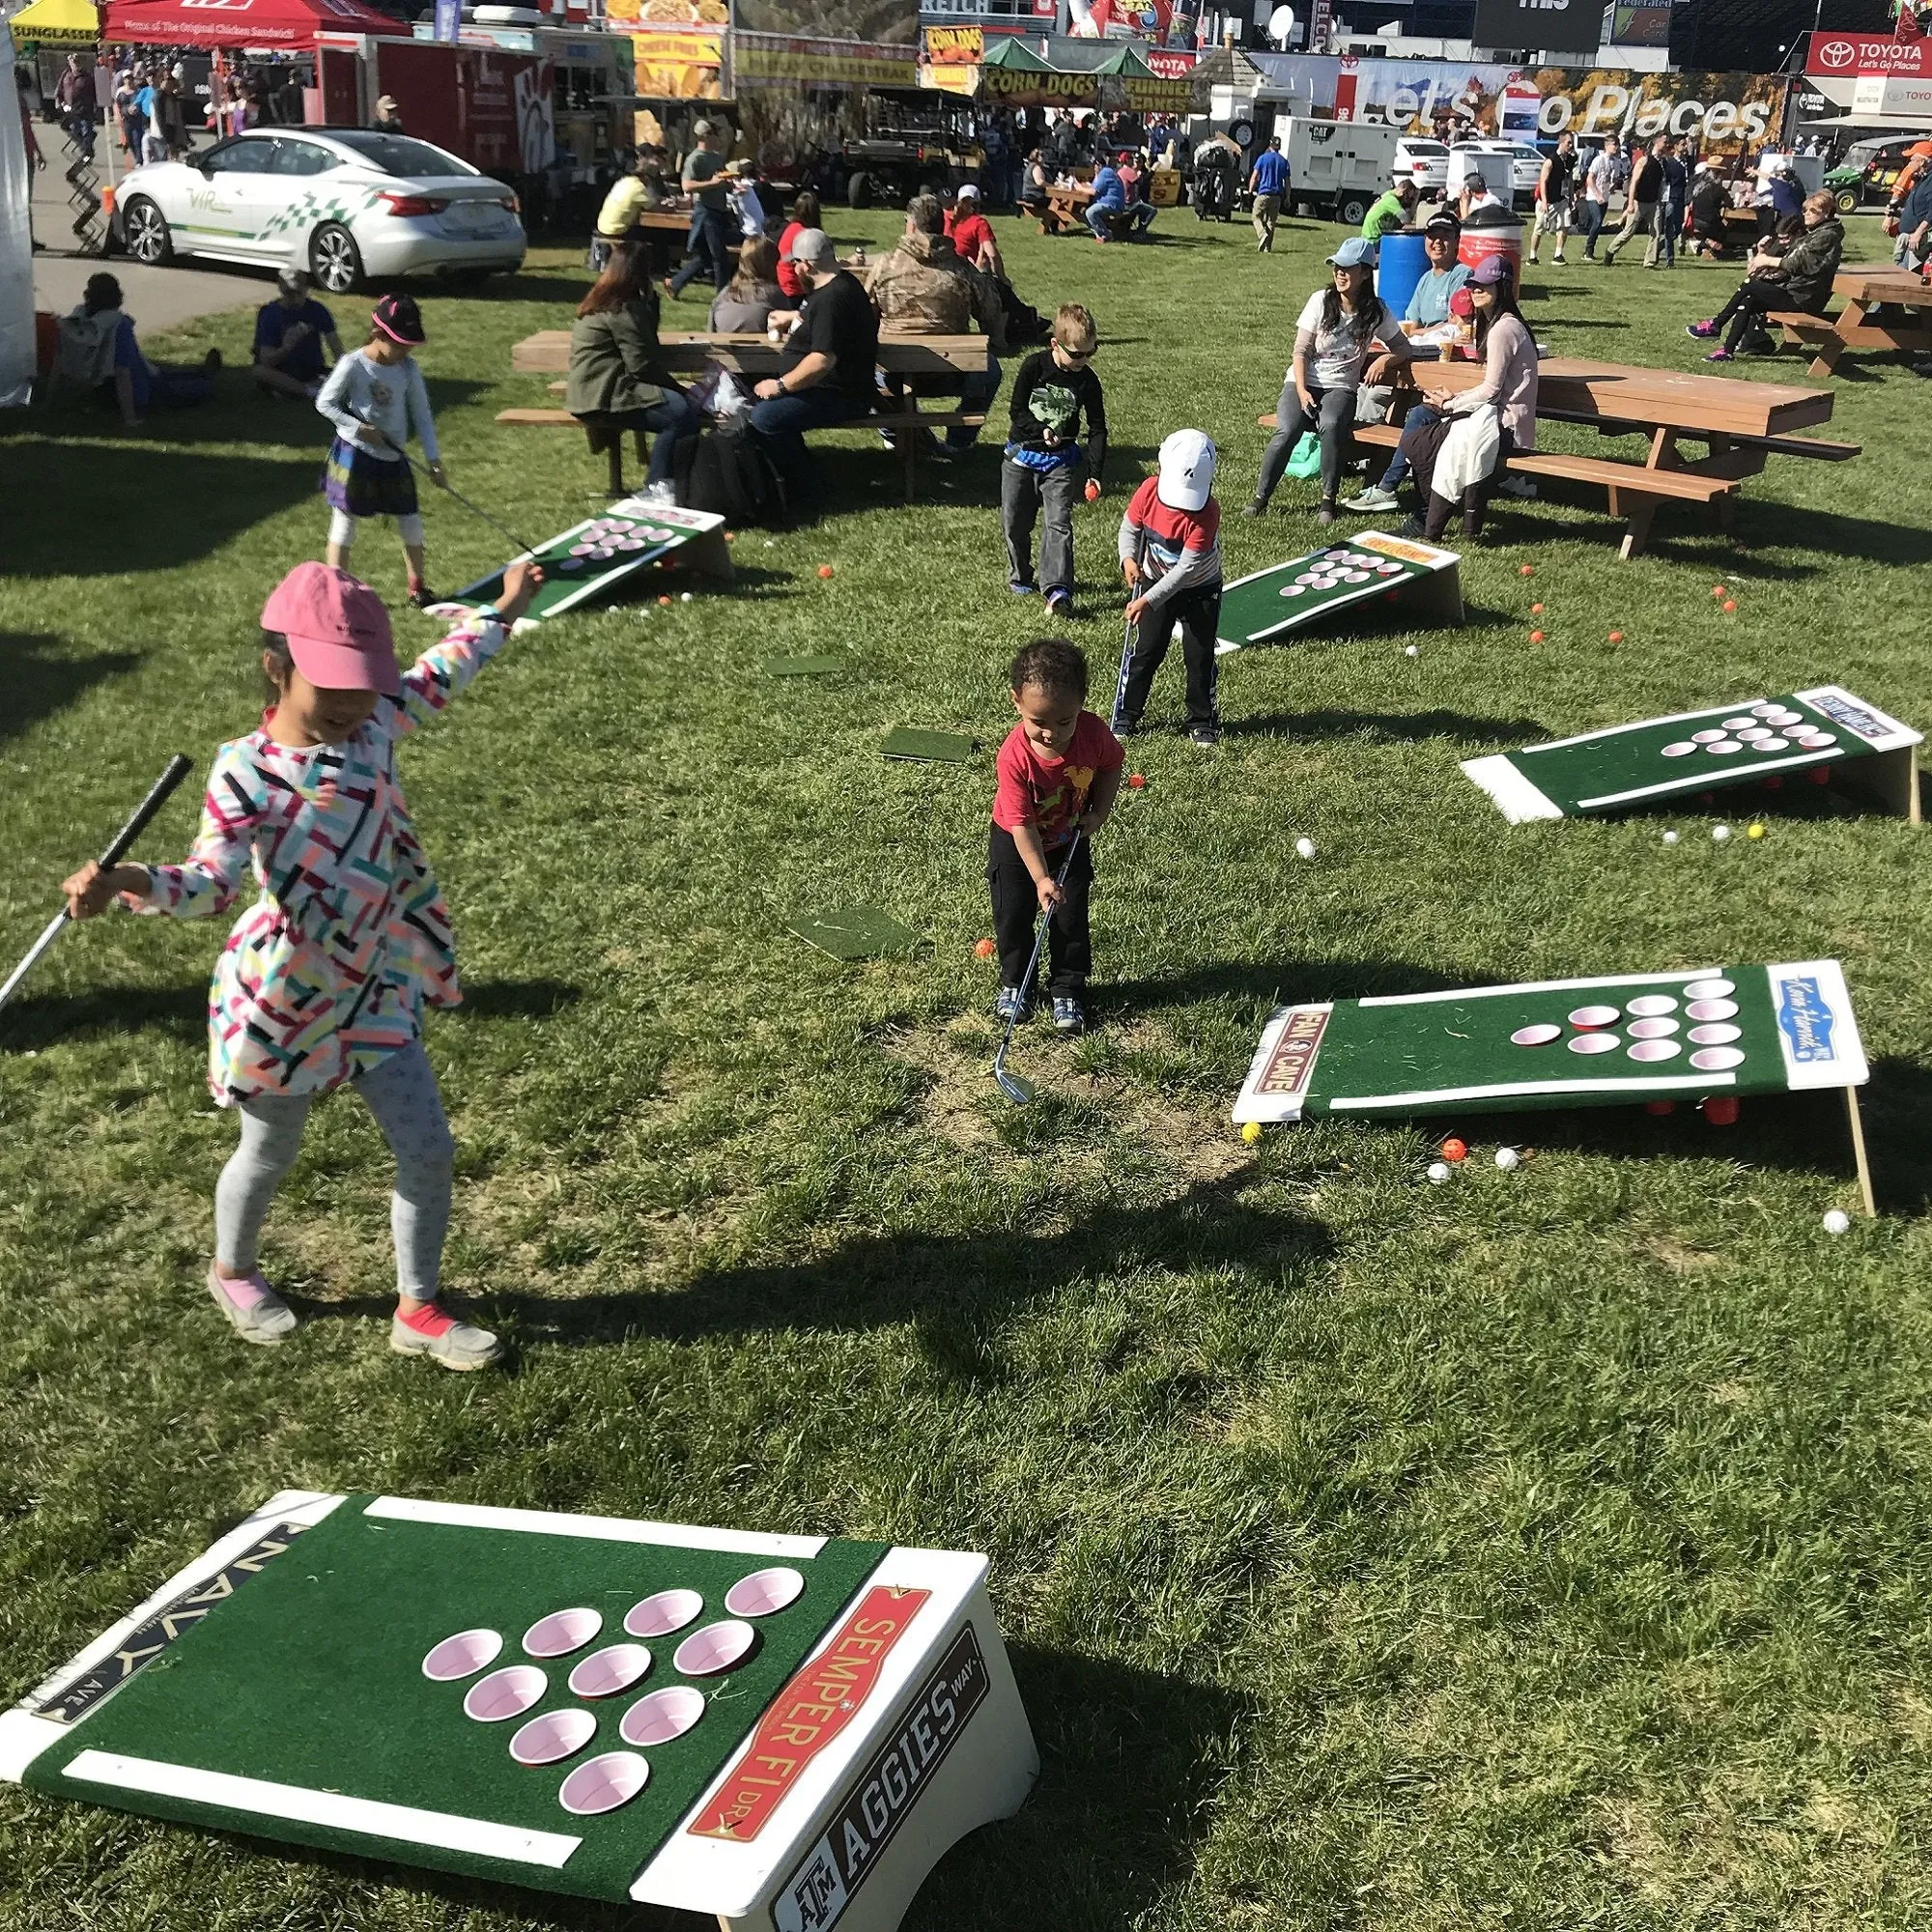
1713, 582, 1727, 597
1084, 480, 1100, 502
1519, 564, 1534, 578
1127, 772, 1147, 789
974, 937, 995, 959
1608, 630, 1624, 642
817, 564, 834, 579
1530, 601, 1544, 614
1441, 1138, 1467, 1163
1529, 629, 1546, 643
1722, 599, 1737, 613
657, 595, 671, 606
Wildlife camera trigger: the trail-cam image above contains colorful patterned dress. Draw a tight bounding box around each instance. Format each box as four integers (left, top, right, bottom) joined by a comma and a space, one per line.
130, 614, 509, 1106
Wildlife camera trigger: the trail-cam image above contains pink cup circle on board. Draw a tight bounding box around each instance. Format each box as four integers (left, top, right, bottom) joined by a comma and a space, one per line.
1689, 1023, 1742, 1044
523, 1607, 602, 1659
621, 1684, 707, 1747
624, 1589, 704, 1639
568, 1644, 652, 1700
1627, 995, 1678, 1017
1683, 979, 1734, 1000
1661, 742, 1696, 757
673, 1620, 757, 1677
510, 1708, 597, 1767
1568, 1006, 1620, 1029
1690, 1045, 1747, 1070
1511, 1023, 1562, 1046
558, 1750, 649, 1817
1628, 1017, 1680, 1039
724, 1567, 806, 1619
1686, 999, 1740, 1022
1628, 1038, 1682, 1062
1567, 1032, 1620, 1056
422, 1629, 503, 1682
464, 1665, 547, 1723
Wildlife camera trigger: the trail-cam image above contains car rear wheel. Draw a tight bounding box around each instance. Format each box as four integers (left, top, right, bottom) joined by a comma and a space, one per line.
123, 196, 173, 266
310, 222, 363, 295
847, 169, 873, 210
1336, 192, 1370, 228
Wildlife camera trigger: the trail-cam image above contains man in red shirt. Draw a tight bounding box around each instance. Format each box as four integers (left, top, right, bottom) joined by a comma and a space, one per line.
944, 183, 1003, 278
1114, 430, 1225, 748
989, 638, 1123, 1035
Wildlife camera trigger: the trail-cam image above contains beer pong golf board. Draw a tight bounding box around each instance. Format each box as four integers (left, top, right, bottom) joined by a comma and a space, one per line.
0, 1492, 1037, 1932
1463, 687, 1922, 823
433, 500, 731, 628
1233, 961, 1876, 1208
1215, 530, 1464, 655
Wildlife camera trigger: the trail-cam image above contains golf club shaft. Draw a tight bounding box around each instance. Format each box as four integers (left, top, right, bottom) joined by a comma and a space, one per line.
0, 753, 193, 1019
997, 831, 1084, 1047
1110, 611, 1136, 733
358, 414, 540, 561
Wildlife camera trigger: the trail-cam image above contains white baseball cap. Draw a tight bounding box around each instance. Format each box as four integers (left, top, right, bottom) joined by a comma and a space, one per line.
956, 182, 980, 198
1156, 429, 1216, 513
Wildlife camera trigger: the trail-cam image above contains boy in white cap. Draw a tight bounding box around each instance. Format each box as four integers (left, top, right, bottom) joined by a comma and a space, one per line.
1113, 429, 1224, 749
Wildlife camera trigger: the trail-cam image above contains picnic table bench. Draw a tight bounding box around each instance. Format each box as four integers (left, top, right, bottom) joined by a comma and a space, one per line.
503, 329, 993, 500
1256, 355, 1855, 559
1768, 265, 1932, 378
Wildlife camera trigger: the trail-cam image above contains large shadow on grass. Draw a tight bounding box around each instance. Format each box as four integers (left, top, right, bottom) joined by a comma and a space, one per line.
0, 443, 320, 575
1221, 706, 1544, 746
0, 633, 142, 743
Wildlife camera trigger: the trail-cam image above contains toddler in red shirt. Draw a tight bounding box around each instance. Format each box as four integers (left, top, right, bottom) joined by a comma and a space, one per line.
1114, 429, 1225, 749
989, 638, 1124, 1035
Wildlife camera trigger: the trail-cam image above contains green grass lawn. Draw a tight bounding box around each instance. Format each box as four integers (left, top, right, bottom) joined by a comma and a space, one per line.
5, 207, 1932, 1931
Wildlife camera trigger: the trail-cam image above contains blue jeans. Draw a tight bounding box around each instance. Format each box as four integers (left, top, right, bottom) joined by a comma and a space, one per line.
669, 207, 734, 296
1379, 403, 1440, 492
587, 389, 700, 487
951, 355, 1002, 448
1086, 200, 1124, 241
749, 384, 866, 498
1577, 197, 1605, 255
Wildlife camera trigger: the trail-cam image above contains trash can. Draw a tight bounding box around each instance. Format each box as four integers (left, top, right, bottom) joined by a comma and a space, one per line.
1375, 230, 1429, 320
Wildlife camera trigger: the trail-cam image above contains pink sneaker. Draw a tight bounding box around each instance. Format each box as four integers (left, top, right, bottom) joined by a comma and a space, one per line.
1704, 348, 1735, 362
391, 1299, 502, 1371
206, 1264, 298, 1345
1686, 320, 1719, 339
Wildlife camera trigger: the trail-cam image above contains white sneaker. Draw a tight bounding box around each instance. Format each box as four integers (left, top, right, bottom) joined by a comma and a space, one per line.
1499, 475, 1539, 499
642, 480, 676, 507
391, 1304, 503, 1371
1341, 485, 1400, 514
206, 1264, 298, 1346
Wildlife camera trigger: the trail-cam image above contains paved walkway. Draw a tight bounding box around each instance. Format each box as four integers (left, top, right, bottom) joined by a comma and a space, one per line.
27, 124, 270, 331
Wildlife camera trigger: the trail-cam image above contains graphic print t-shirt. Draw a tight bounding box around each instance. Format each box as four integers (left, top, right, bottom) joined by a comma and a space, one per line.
992, 711, 1124, 848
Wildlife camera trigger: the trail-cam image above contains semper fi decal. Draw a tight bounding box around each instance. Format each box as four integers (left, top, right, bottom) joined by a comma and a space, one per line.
688, 1585, 929, 1842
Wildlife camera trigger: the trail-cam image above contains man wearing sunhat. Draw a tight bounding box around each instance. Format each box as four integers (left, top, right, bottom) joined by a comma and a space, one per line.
749, 228, 880, 500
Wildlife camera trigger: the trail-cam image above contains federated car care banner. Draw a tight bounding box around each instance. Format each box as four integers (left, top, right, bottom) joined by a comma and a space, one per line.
733, 0, 915, 83
1248, 54, 1788, 158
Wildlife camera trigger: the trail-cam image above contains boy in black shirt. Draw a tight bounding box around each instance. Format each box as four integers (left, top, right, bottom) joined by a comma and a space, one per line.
1002, 303, 1109, 620
750, 227, 881, 499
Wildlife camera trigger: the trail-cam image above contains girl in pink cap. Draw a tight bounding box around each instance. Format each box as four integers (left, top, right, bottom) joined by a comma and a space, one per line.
60, 557, 544, 1369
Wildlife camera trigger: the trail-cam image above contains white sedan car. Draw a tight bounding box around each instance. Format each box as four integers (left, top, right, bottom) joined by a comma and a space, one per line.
113, 127, 526, 295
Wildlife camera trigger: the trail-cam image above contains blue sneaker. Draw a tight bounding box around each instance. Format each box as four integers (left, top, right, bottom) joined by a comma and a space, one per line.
1009, 576, 1037, 596
1051, 995, 1085, 1035
995, 985, 1031, 1025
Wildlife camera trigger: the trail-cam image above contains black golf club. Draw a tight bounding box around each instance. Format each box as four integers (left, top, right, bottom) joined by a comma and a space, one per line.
352, 411, 543, 562
1108, 610, 1137, 734
0, 755, 193, 1021
991, 832, 1084, 1106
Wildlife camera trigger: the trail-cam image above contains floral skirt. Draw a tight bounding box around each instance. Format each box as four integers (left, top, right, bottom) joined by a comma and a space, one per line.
322, 438, 417, 520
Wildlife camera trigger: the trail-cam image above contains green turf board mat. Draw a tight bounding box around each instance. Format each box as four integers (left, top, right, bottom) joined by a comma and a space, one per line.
23, 1497, 889, 1904
880, 728, 977, 763
1233, 961, 1868, 1125
787, 907, 922, 960
1215, 529, 1462, 652
1462, 686, 1921, 821
438, 504, 720, 625
763, 656, 846, 676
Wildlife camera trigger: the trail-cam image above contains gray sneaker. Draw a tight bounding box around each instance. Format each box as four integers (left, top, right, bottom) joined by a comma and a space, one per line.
206, 1264, 298, 1346
391, 1305, 503, 1371
1341, 485, 1400, 514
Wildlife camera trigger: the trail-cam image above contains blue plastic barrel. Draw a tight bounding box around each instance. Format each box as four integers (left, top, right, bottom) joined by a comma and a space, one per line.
1375, 230, 1429, 320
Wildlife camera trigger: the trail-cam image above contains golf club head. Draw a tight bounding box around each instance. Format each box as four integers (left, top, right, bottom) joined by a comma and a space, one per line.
992, 1061, 1037, 1105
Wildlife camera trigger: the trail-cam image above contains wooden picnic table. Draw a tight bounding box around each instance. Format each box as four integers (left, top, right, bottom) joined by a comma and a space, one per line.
1374, 355, 1854, 558
510, 329, 991, 380
1770, 264, 1932, 378
1037, 182, 1094, 237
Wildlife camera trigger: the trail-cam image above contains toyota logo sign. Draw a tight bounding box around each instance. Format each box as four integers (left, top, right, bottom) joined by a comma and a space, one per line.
1816, 40, 1857, 71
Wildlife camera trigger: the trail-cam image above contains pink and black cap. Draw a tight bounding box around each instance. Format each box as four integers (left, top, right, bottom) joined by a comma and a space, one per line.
261, 562, 401, 697
370, 292, 426, 346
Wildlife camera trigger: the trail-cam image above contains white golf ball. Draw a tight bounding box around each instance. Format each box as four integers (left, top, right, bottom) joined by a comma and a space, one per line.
1427, 1161, 1451, 1184
1294, 838, 1317, 860
1712, 824, 1732, 842
1404, 644, 1419, 657
1662, 829, 1679, 845
1823, 1208, 1851, 1235
680, 591, 694, 604
1494, 1146, 1520, 1171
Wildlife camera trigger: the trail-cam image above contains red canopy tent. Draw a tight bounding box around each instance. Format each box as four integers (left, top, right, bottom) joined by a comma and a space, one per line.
99, 0, 397, 46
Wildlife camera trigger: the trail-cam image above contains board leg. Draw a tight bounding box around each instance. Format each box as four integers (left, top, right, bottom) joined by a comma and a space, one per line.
1834, 747, 1919, 822
1844, 1085, 1877, 1219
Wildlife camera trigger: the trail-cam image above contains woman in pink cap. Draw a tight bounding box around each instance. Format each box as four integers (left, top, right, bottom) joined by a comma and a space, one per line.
60, 557, 544, 1369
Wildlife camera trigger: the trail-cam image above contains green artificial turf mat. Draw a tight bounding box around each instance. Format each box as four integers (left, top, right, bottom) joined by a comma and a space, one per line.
880, 728, 978, 764
785, 907, 923, 961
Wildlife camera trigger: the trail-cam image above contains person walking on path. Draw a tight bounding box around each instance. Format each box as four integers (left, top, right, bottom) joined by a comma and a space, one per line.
1527, 132, 1576, 266
1249, 135, 1289, 252
1577, 134, 1626, 260
668, 120, 734, 299
1603, 135, 1667, 267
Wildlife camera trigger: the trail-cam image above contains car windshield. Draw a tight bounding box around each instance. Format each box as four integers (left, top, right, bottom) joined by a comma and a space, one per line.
325, 130, 476, 179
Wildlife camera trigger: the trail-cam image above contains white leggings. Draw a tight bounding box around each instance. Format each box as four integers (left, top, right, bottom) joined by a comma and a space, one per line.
329, 509, 425, 549
214, 1041, 453, 1299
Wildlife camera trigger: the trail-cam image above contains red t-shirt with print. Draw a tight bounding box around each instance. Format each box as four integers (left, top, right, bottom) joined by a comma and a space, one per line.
992, 710, 1124, 848
945, 209, 995, 266
1123, 474, 1220, 585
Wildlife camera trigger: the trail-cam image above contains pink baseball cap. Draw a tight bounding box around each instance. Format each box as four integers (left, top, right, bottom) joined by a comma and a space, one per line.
260, 562, 401, 696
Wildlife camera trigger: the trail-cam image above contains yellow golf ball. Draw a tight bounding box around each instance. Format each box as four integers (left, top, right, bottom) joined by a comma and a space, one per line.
1747, 822, 1766, 840
1240, 1121, 1263, 1145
